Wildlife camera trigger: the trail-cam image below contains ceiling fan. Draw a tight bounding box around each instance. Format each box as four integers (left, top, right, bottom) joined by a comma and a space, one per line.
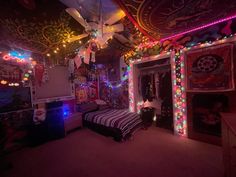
65, 0, 131, 48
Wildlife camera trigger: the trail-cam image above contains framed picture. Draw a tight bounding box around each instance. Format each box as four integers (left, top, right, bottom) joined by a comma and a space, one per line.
185, 44, 234, 91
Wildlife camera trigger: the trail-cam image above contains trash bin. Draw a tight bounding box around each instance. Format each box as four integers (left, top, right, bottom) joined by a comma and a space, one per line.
141, 107, 155, 128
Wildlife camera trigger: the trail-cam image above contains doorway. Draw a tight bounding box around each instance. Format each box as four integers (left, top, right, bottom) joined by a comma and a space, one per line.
132, 57, 174, 131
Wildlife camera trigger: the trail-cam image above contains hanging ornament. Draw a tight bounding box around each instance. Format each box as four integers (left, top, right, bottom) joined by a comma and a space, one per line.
34, 64, 45, 85
68, 59, 75, 73
91, 51, 96, 63
90, 41, 98, 52
84, 46, 91, 64
42, 67, 49, 83
74, 54, 82, 68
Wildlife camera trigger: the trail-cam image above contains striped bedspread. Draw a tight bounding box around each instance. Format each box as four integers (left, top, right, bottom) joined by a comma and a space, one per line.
84, 109, 142, 139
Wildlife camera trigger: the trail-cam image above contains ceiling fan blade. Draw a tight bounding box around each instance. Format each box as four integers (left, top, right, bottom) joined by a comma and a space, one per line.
67, 33, 89, 43
113, 33, 132, 45
97, 33, 113, 47
66, 8, 91, 30
103, 23, 124, 33
104, 10, 126, 25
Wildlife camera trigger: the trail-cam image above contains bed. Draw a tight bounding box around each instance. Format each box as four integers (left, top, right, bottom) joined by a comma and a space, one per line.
80, 104, 142, 141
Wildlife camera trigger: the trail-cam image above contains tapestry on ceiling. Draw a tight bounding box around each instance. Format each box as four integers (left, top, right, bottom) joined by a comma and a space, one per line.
186, 44, 234, 91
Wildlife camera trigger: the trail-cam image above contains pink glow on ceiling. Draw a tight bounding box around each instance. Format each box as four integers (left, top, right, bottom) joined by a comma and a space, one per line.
160, 14, 236, 42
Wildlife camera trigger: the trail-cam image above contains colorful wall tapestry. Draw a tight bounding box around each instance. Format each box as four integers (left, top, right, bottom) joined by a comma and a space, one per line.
191, 93, 229, 136
74, 63, 98, 104
186, 44, 234, 91
75, 81, 98, 103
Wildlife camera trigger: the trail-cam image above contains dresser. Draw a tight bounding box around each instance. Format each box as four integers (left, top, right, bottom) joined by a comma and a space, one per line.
64, 112, 83, 133
221, 113, 236, 177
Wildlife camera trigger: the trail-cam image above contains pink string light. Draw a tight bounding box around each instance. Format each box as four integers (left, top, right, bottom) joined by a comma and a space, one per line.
160, 14, 236, 42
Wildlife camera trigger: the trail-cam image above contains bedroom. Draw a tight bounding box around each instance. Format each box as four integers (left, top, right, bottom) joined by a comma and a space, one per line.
1, 0, 236, 177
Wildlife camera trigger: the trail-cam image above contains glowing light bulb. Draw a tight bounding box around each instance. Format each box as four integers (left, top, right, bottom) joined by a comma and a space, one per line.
0, 80, 7, 85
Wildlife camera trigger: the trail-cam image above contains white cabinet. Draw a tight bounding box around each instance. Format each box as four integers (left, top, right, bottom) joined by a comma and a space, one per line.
64, 112, 83, 133
222, 113, 236, 177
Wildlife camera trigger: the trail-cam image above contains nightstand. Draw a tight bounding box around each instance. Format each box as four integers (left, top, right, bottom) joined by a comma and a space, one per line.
64, 112, 83, 133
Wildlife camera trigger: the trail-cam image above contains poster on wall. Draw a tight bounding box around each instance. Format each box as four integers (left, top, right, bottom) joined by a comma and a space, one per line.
191, 94, 228, 136
75, 81, 98, 104
186, 44, 234, 91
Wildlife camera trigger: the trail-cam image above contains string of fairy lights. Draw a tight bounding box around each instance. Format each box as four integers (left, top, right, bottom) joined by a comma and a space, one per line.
0, 50, 34, 87
172, 50, 187, 136
45, 39, 83, 58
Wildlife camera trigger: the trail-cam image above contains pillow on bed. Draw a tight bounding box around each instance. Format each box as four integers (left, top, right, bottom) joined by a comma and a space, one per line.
98, 104, 110, 110
76, 102, 98, 113
94, 99, 107, 105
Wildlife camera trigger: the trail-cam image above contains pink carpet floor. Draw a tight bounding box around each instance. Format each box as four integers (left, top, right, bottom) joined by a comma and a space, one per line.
2, 127, 223, 177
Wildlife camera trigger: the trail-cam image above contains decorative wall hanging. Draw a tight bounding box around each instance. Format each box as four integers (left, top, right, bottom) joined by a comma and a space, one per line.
74, 63, 98, 104
34, 64, 45, 86
123, 18, 236, 64
191, 93, 228, 136
75, 82, 98, 103
115, 0, 236, 40
186, 44, 234, 91
0, 60, 33, 87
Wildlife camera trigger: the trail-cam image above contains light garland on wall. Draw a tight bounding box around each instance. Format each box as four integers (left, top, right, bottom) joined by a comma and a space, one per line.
0, 68, 33, 87
103, 68, 129, 89
160, 14, 236, 42
125, 14, 236, 60
172, 50, 187, 136
128, 63, 135, 112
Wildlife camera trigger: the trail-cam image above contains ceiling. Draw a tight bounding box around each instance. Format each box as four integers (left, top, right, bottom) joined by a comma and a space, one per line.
0, 0, 137, 63
115, 0, 236, 40
1, 0, 236, 64
59, 0, 121, 23
59, 0, 141, 62
0, 0, 86, 62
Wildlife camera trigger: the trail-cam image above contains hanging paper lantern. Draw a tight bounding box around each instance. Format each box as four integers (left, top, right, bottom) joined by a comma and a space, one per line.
74, 54, 82, 68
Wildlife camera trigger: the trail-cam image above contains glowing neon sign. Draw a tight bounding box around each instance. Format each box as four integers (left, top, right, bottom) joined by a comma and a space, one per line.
2, 50, 32, 63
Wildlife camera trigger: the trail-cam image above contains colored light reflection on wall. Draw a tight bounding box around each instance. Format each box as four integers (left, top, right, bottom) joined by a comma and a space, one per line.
103, 70, 128, 89
128, 63, 135, 112
172, 50, 187, 136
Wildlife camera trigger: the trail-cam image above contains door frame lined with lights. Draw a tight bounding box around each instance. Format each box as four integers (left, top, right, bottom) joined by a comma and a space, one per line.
128, 54, 177, 130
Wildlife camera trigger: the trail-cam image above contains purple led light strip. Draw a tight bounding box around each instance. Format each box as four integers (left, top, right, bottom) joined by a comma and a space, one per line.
160, 14, 236, 42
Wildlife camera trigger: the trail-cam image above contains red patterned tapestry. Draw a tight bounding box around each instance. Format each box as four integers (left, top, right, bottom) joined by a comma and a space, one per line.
186, 44, 234, 91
